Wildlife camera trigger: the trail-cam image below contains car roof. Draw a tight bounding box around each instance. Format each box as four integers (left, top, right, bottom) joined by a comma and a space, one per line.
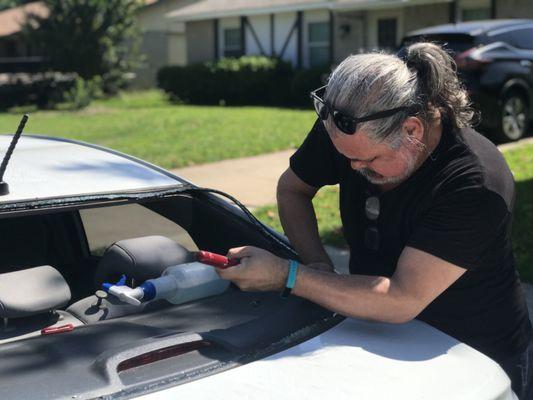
406, 19, 533, 38
0, 134, 182, 205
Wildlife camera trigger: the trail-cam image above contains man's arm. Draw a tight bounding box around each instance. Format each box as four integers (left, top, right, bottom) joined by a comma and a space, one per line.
292, 246, 466, 323
219, 246, 466, 324
277, 167, 334, 270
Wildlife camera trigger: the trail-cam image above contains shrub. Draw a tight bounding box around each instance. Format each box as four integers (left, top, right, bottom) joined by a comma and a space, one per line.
158, 56, 294, 106
63, 76, 103, 110
0, 72, 76, 110
290, 67, 331, 107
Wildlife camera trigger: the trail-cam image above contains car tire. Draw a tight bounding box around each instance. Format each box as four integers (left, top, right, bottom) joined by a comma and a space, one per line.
495, 91, 530, 142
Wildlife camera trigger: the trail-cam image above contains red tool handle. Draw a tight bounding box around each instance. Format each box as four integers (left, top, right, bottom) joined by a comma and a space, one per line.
41, 324, 74, 335
196, 251, 239, 269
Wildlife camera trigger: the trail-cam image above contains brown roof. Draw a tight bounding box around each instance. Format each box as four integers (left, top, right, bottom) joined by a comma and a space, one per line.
0, 1, 49, 38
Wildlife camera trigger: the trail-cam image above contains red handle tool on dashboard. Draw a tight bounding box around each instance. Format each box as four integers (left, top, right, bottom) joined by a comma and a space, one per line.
196, 250, 239, 269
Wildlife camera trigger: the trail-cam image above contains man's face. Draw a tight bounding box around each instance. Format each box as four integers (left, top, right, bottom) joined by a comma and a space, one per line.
326, 121, 418, 185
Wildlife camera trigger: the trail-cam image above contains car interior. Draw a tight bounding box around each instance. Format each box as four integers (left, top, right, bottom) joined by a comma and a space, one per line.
0, 193, 337, 399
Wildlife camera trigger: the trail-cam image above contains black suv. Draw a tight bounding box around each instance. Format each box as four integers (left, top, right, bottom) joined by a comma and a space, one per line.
402, 19, 533, 142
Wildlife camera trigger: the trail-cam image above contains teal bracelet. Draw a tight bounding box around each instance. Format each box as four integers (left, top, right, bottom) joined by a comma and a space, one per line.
281, 259, 299, 298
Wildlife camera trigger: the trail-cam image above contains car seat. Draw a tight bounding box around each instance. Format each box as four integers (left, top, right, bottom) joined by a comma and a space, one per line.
0, 265, 83, 344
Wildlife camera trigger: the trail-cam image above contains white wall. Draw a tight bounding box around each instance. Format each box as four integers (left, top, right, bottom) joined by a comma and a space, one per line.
273, 12, 298, 66
168, 32, 187, 65
135, 1, 188, 87
246, 14, 271, 56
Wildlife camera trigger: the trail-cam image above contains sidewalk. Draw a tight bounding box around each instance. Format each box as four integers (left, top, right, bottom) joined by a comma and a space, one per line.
173, 150, 293, 208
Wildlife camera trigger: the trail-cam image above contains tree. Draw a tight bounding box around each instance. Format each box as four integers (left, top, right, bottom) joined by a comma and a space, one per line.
0, 1, 32, 11
25, 0, 143, 93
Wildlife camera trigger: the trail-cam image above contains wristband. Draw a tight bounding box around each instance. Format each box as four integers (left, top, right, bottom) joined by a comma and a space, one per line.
281, 259, 299, 298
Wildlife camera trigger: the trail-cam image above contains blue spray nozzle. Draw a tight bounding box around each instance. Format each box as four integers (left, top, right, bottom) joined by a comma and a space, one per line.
102, 275, 128, 292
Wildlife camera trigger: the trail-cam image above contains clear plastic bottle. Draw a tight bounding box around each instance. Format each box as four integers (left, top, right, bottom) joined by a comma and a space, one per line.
146, 262, 230, 304
104, 261, 230, 306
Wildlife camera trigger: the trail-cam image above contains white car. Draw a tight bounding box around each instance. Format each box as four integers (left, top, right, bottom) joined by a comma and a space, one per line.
0, 133, 516, 400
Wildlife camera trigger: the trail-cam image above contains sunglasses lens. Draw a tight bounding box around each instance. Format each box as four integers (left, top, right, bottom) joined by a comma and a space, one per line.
365, 196, 380, 220
364, 226, 380, 250
334, 114, 357, 134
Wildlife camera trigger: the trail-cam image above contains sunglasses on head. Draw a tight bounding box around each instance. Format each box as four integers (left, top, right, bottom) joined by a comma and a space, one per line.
309, 85, 414, 135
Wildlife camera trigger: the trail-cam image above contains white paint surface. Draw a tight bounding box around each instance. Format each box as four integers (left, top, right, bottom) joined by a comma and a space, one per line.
137, 318, 516, 400
0, 135, 180, 204
274, 12, 298, 65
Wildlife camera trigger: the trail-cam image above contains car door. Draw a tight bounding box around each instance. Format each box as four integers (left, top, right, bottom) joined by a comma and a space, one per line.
488, 24, 533, 116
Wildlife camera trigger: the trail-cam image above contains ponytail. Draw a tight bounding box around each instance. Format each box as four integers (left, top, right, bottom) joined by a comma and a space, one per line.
402, 42, 475, 130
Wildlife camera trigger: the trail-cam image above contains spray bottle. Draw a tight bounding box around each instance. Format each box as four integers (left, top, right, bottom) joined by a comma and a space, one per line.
103, 251, 238, 306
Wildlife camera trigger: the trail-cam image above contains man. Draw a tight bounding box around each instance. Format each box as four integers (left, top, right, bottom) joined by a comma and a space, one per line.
217, 43, 533, 398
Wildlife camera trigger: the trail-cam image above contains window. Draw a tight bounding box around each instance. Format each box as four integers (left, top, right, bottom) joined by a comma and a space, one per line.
80, 203, 197, 256
513, 28, 533, 50
223, 28, 242, 58
308, 22, 330, 67
462, 8, 491, 21
377, 18, 397, 50
492, 27, 533, 50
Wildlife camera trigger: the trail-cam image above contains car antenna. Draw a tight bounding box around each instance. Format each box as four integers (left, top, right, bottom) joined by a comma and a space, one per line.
0, 114, 29, 196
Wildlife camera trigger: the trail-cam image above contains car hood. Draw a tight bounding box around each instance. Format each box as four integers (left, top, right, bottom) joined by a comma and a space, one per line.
136, 318, 515, 400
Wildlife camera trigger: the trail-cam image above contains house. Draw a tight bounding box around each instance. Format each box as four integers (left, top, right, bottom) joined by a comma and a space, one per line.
0, 1, 48, 73
165, 0, 509, 70
1, 1, 530, 87
135, 0, 192, 87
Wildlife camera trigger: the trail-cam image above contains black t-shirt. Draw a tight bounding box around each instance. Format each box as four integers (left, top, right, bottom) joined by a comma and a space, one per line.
290, 119, 532, 363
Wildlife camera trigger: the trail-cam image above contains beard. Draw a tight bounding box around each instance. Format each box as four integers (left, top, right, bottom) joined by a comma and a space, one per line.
356, 150, 417, 185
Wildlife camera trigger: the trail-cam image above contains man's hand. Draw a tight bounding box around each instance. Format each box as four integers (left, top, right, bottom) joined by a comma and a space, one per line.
216, 246, 289, 292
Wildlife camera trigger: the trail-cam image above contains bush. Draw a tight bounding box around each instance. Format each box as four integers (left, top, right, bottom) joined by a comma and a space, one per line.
158, 56, 307, 107
63, 76, 103, 110
0, 72, 76, 110
290, 67, 331, 107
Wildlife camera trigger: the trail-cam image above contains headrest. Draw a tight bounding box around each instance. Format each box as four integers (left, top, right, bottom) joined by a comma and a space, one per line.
94, 235, 195, 287
0, 265, 71, 318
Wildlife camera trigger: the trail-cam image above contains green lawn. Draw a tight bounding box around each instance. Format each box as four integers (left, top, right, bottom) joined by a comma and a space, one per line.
0, 90, 316, 169
254, 144, 533, 283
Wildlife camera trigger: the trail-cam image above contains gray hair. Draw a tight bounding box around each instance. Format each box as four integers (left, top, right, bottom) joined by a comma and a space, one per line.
325, 42, 474, 146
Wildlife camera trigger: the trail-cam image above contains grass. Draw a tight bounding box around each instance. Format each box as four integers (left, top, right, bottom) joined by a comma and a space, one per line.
254, 185, 346, 248
505, 144, 533, 282
0, 90, 316, 169
254, 144, 533, 283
